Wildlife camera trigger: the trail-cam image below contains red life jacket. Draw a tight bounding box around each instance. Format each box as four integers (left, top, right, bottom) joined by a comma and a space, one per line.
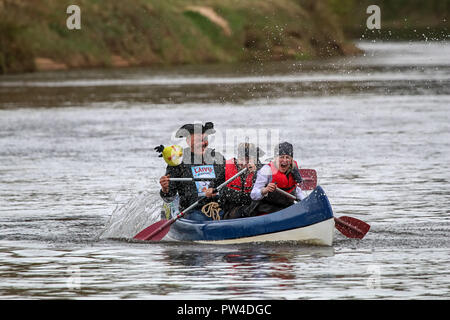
268, 161, 297, 193
225, 158, 255, 193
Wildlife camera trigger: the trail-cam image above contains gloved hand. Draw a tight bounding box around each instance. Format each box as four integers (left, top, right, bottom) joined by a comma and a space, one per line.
154, 145, 165, 157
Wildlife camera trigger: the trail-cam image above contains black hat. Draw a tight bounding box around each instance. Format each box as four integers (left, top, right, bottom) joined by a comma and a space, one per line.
237, 142, 265, 159
175, 122, 216, 138
275, 142, 293, 157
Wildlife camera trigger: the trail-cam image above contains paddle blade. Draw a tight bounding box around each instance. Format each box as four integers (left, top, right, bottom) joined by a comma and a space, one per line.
133, 219, 172, 241
334, 216, 370, 239
298, 169, 317, 191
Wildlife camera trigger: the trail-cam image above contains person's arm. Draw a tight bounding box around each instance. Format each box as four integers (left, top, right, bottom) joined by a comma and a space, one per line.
208, 161, 225, 190
295, 186, 306, 201
203, 157, 226, 198
250, 165, 272, 201
159, 165, 180, 202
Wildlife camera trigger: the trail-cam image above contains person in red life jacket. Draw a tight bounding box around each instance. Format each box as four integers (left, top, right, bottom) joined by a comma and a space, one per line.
206, 142, 264, 219
250, 141, 305, 214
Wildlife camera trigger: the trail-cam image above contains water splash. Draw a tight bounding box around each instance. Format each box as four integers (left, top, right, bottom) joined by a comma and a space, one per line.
98, 191, 163, 240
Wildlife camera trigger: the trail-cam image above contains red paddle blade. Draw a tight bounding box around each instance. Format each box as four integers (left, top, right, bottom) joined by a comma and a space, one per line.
298, 169, 317, 191
133, 219, 173, 241
334, 216, 370, 239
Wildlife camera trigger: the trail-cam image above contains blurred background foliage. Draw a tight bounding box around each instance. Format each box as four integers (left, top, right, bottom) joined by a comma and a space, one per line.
0, 0, 448, 74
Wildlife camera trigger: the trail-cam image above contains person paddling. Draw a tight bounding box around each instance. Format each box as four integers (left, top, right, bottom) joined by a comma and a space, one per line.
159, 122, 225, 221
206, 142, 264, 219
250, 142, 306, 214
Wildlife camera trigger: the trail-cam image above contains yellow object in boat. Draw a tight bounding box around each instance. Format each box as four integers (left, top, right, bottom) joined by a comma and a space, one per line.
162, 145, 183, 166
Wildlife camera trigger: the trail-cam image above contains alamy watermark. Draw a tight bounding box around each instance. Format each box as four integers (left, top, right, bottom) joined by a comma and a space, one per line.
366, 265, 381, 289
66, 266, 81, 290
66, 5, 81, 30
65, 4, 381, 32
366, 5, 381, 30
169, 126, 281, 165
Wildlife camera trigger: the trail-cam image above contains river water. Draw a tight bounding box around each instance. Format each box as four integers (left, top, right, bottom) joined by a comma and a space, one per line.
0, 41, 449, 299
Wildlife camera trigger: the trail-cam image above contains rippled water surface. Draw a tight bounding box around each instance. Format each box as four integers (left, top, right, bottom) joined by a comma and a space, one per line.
0, 41, 449, 299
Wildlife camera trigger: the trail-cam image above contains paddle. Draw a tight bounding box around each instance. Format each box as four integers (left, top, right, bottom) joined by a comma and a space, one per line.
169, 177, 214, 181
333, 215, 370, 239
133, 167, 248, 241
274, 187, 370, 239
297, 169, 317, 191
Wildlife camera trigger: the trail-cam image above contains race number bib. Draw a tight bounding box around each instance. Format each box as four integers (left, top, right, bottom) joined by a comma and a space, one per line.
191, 165, 216, 196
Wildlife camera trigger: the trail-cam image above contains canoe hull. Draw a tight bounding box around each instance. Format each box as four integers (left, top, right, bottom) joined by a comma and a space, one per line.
164, 185, 334, 246
186, 218, 334, 245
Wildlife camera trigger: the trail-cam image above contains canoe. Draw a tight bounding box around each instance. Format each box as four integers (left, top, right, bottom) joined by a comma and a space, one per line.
162, 185, 335, 246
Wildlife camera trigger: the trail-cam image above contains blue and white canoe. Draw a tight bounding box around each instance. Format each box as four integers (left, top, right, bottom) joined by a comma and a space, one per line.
162, 186, 335, 246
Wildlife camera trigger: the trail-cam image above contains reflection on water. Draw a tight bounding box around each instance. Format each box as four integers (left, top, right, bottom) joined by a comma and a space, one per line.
0, 41, 449, 299
2, 239, 448, 299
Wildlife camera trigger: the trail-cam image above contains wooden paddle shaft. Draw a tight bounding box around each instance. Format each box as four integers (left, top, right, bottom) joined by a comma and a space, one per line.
170, 177, 211, 181
275, 187, 298, 200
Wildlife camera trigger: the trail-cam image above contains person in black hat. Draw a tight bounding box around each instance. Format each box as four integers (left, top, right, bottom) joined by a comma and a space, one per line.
159, 122, 225, 221
206, 142, 265, 219
249, 141, 306, 214
173, 121, 216, 162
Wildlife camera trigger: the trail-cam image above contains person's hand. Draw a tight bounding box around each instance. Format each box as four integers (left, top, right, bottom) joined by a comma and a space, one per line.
262, 182, 277, 195
205, 188, 218, 198
160, 175, 170, 193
